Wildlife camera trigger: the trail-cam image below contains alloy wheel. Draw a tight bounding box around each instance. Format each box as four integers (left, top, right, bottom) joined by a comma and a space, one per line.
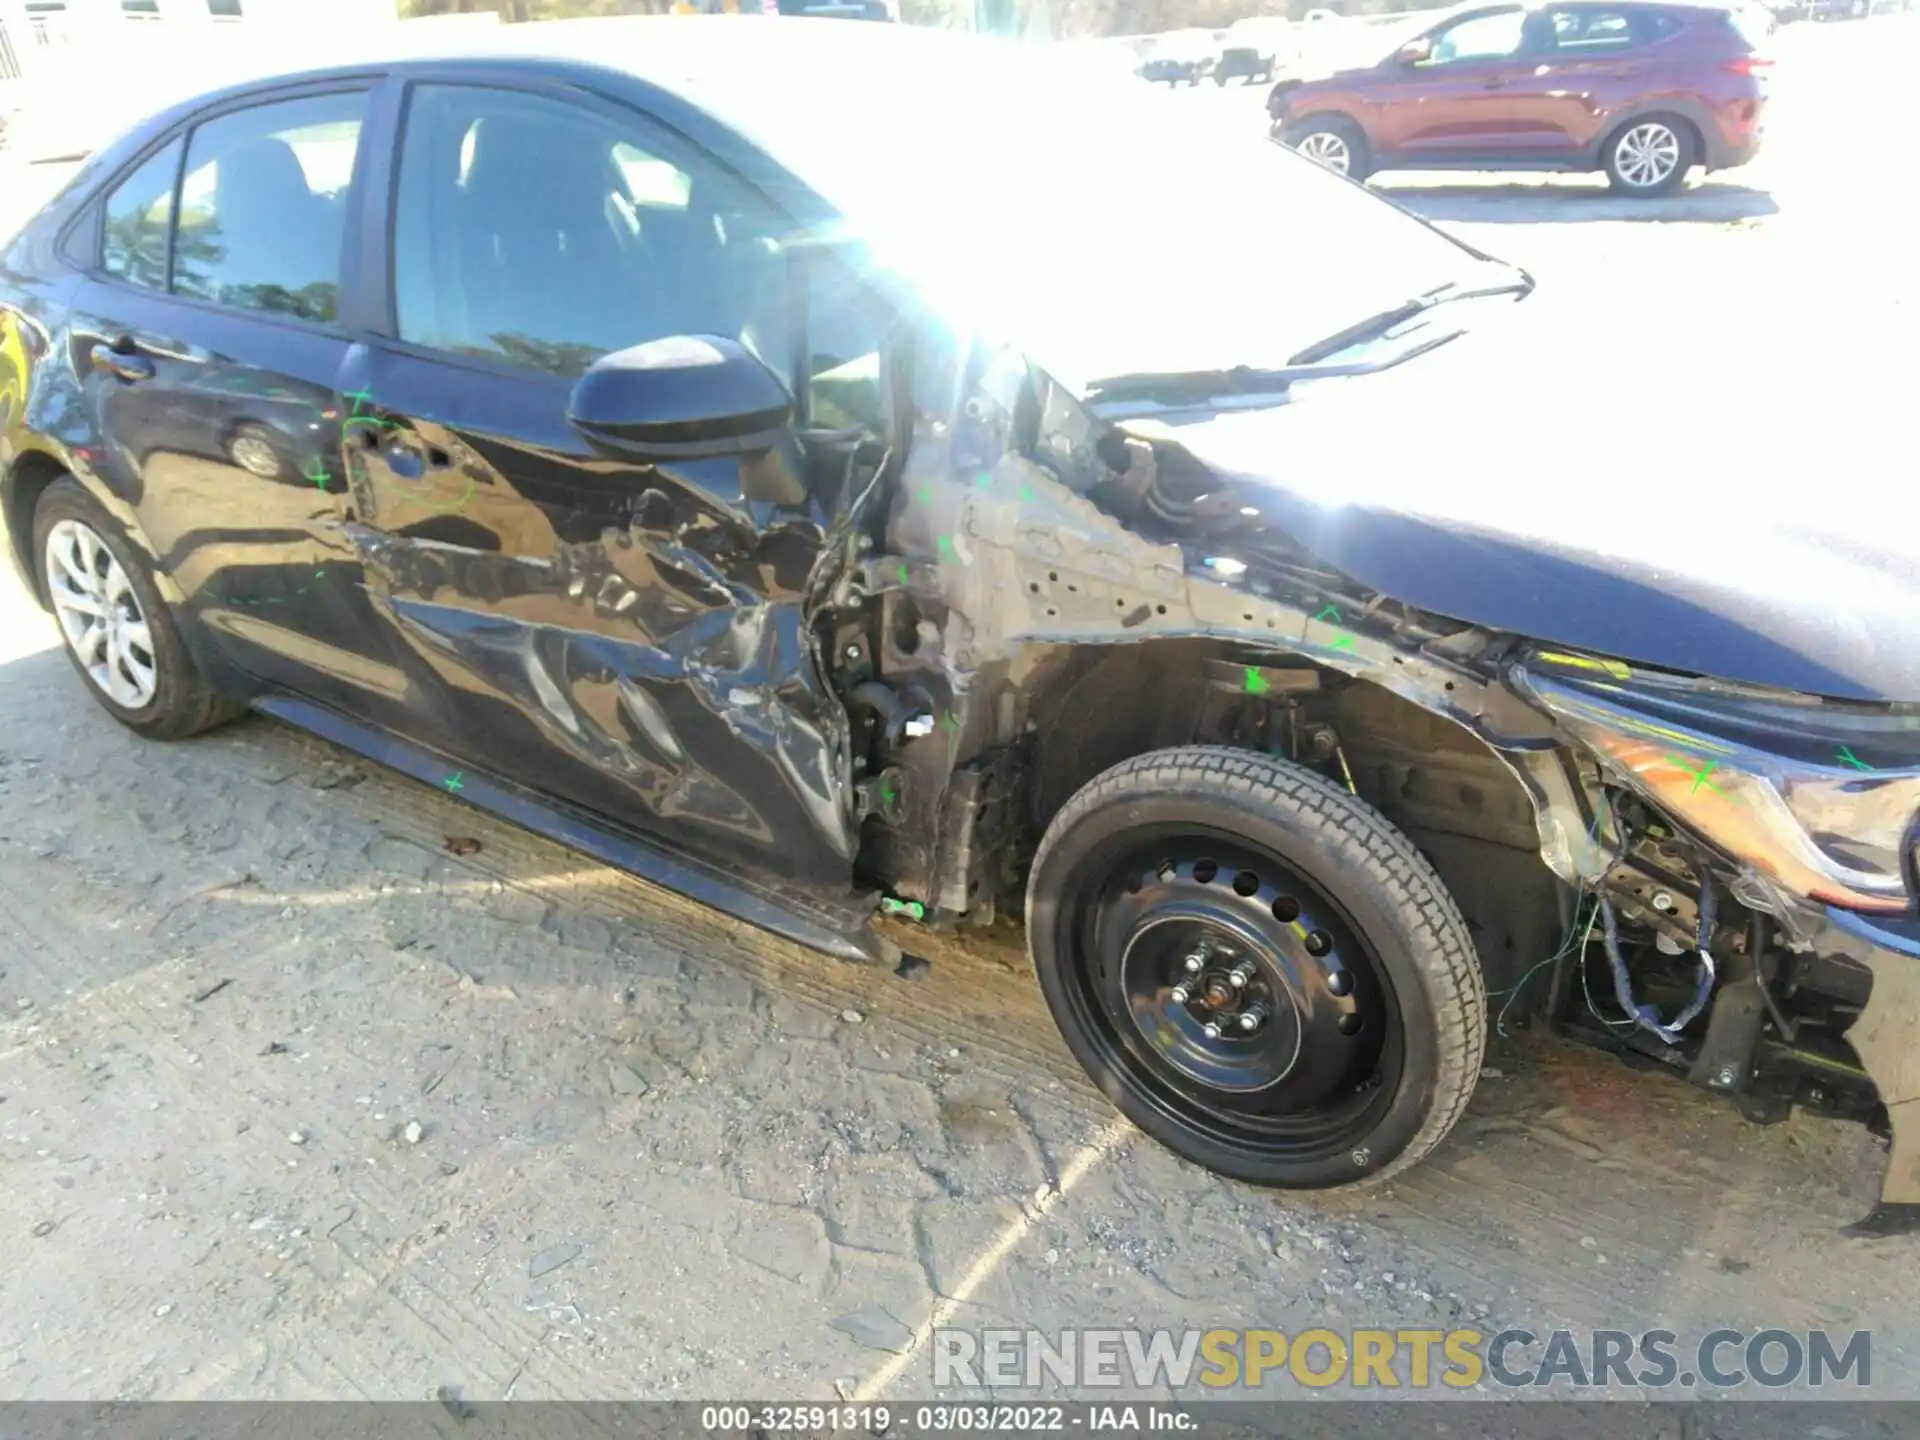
229, 432, 283, 478
1062, 831, 1401, 1162
44, 518, 158, 710
1296, 131, 1352, 175
1614, 122, 1681, 190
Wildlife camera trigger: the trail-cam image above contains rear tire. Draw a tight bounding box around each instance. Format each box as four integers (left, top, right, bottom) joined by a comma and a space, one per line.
1289, 115, 1371, 182
1026, 747, 1485, 1189
34, 477, 242, 740
1603, 115, 1695, 196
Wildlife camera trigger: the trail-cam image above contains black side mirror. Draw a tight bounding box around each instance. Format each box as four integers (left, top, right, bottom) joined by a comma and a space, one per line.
567, 334, 792, 464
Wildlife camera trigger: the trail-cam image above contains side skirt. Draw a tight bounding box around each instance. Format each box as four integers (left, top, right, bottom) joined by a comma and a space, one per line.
252, 695, 894, 968
1372, 150, 1596, 173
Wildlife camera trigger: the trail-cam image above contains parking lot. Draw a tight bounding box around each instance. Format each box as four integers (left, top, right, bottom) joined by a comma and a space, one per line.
2, 12, 1918, 1410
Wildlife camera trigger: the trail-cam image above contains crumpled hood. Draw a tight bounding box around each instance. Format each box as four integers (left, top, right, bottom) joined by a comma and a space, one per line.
1166, 307, 1920, 703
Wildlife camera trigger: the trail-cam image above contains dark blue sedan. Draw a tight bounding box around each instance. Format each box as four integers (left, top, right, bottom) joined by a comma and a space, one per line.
4, 18, 1918, 1230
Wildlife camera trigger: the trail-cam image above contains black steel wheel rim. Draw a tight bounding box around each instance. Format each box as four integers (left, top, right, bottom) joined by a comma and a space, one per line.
1060, 826, 1403, 1161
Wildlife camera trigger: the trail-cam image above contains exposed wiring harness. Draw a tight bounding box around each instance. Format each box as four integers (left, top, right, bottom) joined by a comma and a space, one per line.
1493, 896, 1598, 1039
1492, 802, 1724, 1050
1491, 811, 1605, 1039
1597, 879, 1719, 1048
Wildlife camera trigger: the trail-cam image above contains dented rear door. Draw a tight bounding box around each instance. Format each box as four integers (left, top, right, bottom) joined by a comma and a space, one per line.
338, 76, 858, 889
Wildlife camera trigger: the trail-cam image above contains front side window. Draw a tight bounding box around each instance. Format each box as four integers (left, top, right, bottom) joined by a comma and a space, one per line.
1425, 9, 1529, 63
393, 85, 802, 383
100, 137, 182, 291
173, 91, 366, 324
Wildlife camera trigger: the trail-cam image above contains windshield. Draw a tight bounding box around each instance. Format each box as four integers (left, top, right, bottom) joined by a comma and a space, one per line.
671, 36, 1490, 393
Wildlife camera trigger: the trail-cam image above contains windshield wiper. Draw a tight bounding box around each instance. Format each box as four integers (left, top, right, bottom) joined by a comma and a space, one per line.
1285, 270, 1534, 366
1085, 267, 1533, 412
1085, 324, 1468, 409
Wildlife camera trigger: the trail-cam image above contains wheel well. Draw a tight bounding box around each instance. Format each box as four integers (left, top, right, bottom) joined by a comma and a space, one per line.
1025, 640, 1227, 835
1295, 110, 1362, 140
1021, 640, 1569, 996
3, 450, 67, 606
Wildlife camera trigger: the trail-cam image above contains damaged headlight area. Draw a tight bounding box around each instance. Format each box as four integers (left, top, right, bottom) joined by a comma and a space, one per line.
1517, 660, 1920, 915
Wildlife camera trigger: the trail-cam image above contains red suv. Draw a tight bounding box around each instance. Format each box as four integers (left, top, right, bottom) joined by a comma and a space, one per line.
1268, 2, 1770, 196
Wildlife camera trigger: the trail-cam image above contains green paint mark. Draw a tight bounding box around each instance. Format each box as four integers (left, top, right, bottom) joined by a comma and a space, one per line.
936, 535, 955, 560
976, 471, 993, 488
1244, 666, 1270, 696
1329, 632, 1357, 653
443, 772, 465, 793
895, 563, 910, 586
1315, 604, 1343, 623
940, 712, 961, 733
432, 475, 478, 515
303, 458, 330, 490
917, 485, 935, 504
880, 896, 926, 921
344, 388, 374, 414
1019, 485, 1034, 503
1838, 746, 1873, 772
880, 782, 896, 805
1665, 754, 1725, 797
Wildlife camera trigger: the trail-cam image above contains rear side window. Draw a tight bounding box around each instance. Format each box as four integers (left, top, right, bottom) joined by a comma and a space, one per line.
172, 90, 367, 324
1541, 8, 1638, 50
100, 137, 182, 292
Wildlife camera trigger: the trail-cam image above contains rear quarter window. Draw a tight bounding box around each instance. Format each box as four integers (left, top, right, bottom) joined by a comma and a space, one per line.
100, 137, 183, 290
1635, 10, 1687, 41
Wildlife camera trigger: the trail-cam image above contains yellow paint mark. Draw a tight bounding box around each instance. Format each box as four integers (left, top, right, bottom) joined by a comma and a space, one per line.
1537, 650, 1631, 680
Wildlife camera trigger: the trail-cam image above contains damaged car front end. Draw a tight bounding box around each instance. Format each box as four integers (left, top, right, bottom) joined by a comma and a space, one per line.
1515, 664, 1920, 1232
777, 41, 1920, 1224
4, 19, 1916, 1229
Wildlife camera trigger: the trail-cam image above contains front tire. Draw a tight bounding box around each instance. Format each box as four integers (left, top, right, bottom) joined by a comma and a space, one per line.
1289, 115, 1371, 181
1027, 747, 1485, 1189
1604, 116, 1695, 196
34, 477, 242, 739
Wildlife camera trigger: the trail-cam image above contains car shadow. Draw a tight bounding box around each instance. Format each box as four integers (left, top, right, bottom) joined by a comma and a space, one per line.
1380, 176, 1780, 224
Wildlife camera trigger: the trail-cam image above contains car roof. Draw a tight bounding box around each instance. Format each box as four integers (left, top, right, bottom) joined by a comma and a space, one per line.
176, 16, 979, 129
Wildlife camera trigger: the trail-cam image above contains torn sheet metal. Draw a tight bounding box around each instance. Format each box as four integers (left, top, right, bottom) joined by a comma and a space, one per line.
345, 412, 860, 890
874, 335, 1584, 900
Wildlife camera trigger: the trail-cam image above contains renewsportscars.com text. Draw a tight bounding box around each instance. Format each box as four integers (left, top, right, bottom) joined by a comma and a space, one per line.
932, 1327, 1872, 1392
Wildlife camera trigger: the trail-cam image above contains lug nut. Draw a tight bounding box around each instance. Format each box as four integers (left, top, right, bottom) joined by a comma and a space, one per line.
1239, 1002, 1269, 1033
1170, 985, 1192, 1005
1183, 953, 1205, 975
1203, 1021, 1223, 1039
1228, 961, 1255, 989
